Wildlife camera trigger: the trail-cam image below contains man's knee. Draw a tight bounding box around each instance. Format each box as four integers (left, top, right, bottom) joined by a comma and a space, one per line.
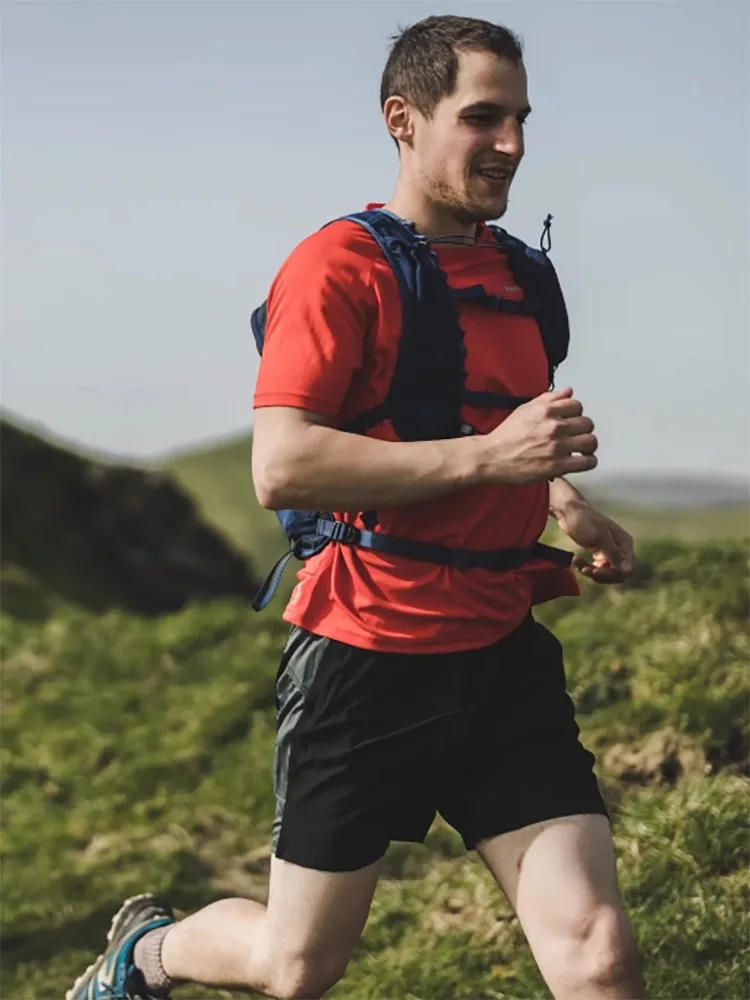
266, 949, 349, 1000
559, 904, 642, 992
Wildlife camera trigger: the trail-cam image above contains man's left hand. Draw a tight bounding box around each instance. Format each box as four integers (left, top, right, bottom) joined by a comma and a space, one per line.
556, 501, 636, 584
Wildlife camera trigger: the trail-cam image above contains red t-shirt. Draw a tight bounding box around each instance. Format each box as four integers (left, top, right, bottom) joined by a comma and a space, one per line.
254, 205, 578, 653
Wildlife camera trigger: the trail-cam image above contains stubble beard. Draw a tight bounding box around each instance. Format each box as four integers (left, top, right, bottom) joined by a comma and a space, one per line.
424, 174, 509, 226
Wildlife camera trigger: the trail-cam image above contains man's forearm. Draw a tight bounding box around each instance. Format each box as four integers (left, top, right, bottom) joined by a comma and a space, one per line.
549, 476, 590, 520
253, 421, 487, 512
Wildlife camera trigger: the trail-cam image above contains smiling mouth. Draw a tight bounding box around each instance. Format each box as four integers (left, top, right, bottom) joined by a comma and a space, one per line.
475, 167, 512, 183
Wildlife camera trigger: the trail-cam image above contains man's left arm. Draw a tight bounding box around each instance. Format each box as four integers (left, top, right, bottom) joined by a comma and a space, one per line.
549, 477, 636, 584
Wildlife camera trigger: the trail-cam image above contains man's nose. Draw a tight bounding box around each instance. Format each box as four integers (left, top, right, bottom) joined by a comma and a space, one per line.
492, 117, 524, 159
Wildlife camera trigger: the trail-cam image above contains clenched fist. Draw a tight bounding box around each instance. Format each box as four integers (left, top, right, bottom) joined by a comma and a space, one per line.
476, 387, 598, 485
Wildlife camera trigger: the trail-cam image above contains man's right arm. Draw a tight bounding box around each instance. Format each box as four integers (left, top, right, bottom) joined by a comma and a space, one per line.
252, 406, 483, 512
253, 393, 598, 512
252, 223, 491, 511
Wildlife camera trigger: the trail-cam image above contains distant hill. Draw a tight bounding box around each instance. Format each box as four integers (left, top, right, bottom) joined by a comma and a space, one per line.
2, 414, 746, 623
0, 418, 259, 620
588, 472, 749, 510
162, 432, 286, 576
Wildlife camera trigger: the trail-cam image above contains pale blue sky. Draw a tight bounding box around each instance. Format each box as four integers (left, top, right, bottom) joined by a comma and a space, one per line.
3, 0, 749, 478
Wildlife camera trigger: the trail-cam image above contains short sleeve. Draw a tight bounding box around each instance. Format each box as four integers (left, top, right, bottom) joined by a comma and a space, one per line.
253, 223, 377, 419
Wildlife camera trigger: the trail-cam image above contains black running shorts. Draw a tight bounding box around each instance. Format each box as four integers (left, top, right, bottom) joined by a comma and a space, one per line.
271, 614, 608, 872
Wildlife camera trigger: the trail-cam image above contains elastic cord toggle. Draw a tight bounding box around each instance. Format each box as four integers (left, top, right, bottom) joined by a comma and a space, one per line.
540, 213, 553, 254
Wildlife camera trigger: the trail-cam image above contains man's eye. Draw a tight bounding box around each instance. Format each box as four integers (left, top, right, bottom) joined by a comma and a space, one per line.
465, 114, 529, 128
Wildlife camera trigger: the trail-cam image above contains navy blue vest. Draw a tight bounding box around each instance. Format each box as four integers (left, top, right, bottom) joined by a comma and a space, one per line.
250, 209, 572, 610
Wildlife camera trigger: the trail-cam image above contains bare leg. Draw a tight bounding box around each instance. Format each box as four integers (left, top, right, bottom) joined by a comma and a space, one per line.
160, 854, 381, 998
477, 814, 646, 1000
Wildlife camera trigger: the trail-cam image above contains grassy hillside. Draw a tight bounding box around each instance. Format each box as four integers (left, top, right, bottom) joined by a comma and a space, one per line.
2, 538, 748, 999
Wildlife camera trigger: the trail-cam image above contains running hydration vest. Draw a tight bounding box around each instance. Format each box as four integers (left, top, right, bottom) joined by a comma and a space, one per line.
250, 208, 573, 611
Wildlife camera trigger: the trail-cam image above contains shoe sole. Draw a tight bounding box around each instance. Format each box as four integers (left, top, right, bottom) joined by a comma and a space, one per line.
65, 893, 170, 1000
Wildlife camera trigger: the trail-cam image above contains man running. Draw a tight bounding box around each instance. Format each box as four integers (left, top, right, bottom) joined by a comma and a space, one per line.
70, 14, 646, 1000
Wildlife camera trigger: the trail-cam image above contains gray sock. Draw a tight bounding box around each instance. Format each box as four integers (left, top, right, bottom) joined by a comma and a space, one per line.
133, 924, 174, 996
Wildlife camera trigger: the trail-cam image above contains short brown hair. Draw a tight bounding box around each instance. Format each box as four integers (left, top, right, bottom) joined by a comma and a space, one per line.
380, 14, 524, 118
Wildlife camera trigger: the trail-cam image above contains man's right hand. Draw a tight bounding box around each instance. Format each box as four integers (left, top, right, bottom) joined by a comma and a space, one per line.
478, 387, 599, 485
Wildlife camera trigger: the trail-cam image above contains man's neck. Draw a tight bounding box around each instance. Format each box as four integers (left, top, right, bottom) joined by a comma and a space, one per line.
383, 190, 479, 241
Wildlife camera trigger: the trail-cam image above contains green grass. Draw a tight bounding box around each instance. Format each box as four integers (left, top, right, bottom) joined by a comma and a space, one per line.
2, 538, 748, 998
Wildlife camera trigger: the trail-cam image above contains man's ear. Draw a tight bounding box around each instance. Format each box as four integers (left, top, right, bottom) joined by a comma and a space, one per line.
383, 95, 415, 148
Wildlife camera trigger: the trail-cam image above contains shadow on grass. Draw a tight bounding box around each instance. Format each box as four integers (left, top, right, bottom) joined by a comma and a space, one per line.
0, 850, 229, 978
1, 900, 128, 976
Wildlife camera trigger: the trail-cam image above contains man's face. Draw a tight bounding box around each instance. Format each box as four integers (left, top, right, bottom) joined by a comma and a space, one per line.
412, 50, 530, 224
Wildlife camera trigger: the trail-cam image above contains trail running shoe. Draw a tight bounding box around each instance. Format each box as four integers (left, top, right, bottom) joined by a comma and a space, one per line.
66, 893, 174, 1000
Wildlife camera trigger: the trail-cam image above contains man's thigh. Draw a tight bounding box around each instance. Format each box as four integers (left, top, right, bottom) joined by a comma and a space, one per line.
476, 812, 621, 923
437, 617, 609, 849
443, 620, 643, 996
263, 853, 381, 975
476, 814, 644, 999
